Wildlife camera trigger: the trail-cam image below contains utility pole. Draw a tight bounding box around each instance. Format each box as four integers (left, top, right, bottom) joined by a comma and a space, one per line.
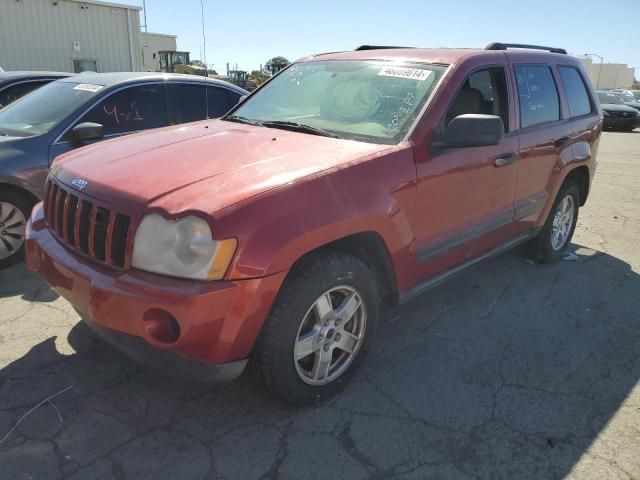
585, 53, 603, 89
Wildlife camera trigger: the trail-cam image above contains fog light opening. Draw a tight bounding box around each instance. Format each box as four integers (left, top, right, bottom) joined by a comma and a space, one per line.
143, 308, 181, 344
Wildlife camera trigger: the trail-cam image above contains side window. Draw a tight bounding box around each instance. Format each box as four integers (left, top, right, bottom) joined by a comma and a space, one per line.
0, 81, 47, 109
171, 84, 237, 123
445, 67, 509, 131
514, 65, 560, 128
74, 84, 167, 137
559, 67, 593, 118
207, 87, 236, 118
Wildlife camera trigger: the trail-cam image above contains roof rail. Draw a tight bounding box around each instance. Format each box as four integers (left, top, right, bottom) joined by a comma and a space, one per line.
355, 45, 413, 51
484, 42, 567, 54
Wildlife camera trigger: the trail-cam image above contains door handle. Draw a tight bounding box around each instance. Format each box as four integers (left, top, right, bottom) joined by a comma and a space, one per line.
494, 152, 517, 168
554, 136, 571, 148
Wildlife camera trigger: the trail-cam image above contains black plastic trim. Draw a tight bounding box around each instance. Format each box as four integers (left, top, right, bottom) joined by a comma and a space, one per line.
485, 43, 567, 54
83, 320, 248, 383
416, 194, 547, 265
401, 229, 541, 304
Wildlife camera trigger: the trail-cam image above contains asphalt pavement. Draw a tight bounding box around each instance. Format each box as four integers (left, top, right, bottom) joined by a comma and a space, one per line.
0, 130, 638, 479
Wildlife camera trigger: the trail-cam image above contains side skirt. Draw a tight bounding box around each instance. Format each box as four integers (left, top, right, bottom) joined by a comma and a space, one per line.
398, 228, 541, 305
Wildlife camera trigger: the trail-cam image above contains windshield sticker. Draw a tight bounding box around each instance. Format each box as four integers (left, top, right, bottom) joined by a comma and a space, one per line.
378, 67, 433, 82
73, 83, 104, 93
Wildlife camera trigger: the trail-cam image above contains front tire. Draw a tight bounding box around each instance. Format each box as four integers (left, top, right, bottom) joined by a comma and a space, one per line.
0, 190, 33, 269
528, 182, 580, 263
251, 252, 379, 406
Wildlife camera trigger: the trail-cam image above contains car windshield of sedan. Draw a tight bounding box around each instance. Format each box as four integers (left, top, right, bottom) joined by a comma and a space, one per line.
616, 92, 636, 102
0, 81, 100, 137
229, 60, 446, 144
598, 92, 624, 105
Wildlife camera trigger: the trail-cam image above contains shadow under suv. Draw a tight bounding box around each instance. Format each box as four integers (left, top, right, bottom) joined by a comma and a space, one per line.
26, 43, 600, 405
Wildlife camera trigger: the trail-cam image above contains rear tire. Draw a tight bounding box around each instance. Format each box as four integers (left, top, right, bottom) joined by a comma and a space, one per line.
527, 182, 580, 263
0, 189, 33, 269
251, 252, 379, 406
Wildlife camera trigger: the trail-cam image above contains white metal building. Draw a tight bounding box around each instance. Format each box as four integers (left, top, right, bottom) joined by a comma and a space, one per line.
140, 32, 177, 72
0, 0, 143, 73
576, 56, 635, 90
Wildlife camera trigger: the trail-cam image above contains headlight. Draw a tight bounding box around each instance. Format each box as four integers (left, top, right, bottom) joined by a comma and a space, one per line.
602, 110, 610, 117
132, 214, 237, 280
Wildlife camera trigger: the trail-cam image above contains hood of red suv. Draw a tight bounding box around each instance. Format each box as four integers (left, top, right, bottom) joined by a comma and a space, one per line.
52, 119, 390, 214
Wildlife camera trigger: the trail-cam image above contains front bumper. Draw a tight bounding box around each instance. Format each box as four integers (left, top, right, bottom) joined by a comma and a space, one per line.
25, 203, 287, 381
603, 116, 639, 130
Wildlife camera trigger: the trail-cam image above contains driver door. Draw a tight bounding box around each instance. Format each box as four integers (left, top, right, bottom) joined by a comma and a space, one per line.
412, 64, 519, 280
48, 83, 169, 166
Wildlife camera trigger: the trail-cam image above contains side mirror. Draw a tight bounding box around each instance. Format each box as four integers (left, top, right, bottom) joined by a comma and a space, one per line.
443, 114, 504, 148
69, 122, 104, 144
237, 94, 248, 104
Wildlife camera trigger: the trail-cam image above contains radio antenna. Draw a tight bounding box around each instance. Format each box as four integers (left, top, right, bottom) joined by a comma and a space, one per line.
200, 0, 209, 119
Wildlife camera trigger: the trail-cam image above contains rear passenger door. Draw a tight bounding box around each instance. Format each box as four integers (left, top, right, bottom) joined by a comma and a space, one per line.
169, 83, 241, 124
509, 63, 571, 231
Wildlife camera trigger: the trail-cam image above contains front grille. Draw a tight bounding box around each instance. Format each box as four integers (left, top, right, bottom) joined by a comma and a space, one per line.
43, 178, 131, 268
610, 111, 635, 118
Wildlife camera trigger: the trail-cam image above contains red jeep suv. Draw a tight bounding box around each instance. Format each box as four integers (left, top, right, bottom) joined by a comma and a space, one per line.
26, 43, 600, 405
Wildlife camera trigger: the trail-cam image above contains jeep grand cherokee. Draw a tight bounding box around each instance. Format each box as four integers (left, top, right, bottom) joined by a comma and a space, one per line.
26, 43, 600, 405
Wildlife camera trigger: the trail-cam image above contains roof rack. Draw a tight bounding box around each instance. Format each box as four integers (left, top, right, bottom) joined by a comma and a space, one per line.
355, 45, 413, 51
484, 42, 567, 54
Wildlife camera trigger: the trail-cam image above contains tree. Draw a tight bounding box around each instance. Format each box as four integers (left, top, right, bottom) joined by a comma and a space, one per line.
266, 56, 290, 75
250, 70, 268, 82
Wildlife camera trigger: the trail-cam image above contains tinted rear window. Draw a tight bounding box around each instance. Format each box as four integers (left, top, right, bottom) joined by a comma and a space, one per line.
514, 65, 560, 128
559, 67, 592, 117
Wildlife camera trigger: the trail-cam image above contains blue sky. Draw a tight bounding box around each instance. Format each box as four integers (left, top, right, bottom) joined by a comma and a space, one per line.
132, 0, 640, 77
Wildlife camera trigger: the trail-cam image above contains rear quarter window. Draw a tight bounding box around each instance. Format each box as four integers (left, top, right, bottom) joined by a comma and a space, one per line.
558, 66, 593, 118
514, 65, 560, 128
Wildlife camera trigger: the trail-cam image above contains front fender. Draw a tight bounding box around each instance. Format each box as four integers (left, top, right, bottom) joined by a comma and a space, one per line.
213, 148, 417, 283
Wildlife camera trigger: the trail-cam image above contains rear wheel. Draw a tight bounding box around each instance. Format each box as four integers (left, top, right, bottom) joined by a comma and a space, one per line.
528, 182, 579, 263
251, 252, 379, 406
0, 190, 33, 269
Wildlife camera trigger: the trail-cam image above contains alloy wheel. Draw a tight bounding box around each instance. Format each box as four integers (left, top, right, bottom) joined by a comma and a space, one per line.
0, 202, 27, 261
293, 286, 367, 386
551, 194, 575, 251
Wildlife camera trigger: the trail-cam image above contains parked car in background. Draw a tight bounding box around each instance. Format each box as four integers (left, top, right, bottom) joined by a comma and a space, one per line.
597, 91, 640, 131
26, 43, 600, 405
0, 71, 72, 109
0, 72, 247, 267
632, 90, 640, 101
610, 90, 640, 111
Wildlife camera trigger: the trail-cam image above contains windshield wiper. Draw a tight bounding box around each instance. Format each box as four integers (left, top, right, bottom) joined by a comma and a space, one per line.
224, 115, 263, 127
261, 120, 342, 139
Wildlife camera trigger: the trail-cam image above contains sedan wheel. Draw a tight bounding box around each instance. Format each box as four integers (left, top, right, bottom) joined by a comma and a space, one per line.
0, 201, 27, 261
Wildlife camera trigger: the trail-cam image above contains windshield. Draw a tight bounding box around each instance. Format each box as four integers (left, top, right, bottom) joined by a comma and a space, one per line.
0, 81, 101, 137
598, 92, 624, 105
616, 92, 636, 102
229, 60, 445, 144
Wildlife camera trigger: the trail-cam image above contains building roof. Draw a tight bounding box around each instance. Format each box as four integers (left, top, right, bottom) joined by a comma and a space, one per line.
141, 32, 178, 39
68, 0, 142, 11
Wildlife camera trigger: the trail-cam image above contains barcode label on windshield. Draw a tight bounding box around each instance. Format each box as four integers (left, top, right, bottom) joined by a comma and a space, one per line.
378, 67, 433, 81
73, 83, 104, 93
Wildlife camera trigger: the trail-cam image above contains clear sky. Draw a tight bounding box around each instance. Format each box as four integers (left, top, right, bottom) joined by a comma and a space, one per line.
132, 0, 640, 78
